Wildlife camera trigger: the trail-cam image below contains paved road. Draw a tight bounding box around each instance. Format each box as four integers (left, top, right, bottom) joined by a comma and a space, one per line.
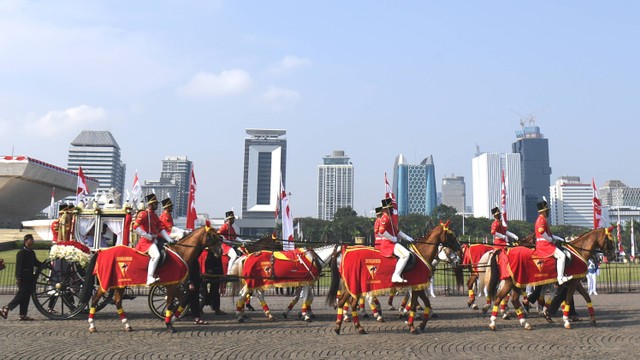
0, 292, 638, 359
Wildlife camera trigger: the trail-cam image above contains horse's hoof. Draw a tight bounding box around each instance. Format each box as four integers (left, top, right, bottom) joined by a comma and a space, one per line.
419, 324, 426, 332
267, 316, 276, 322
344, 317, 351, 323
564, 323, 571, 329
304, 316, 312, 323
489, 324, 496, 331
237, 317, 245, 323
502, 313, 511, 320
376, 317, 385, 323
410, 328, 418, 335
246, 305, 256, 312
362, 313, 369, 319
591, 320, 597, 326
281, 312, 288, 319
333, 327, 340, 335
358, 328, 367, 335
542, 311, 554, 323
88, 328, 97, 334
124, 326, 132, 332
524, 323, 532, 330
166, 325, 176, 334
472, 304, 479, 311
482, 306, 489, 314
430, 313, 438, 319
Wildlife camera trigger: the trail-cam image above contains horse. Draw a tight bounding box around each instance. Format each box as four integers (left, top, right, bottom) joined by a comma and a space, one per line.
79, 224, 223, 333
327, 221, 461, 335
465, 233, 536, 314
486, 226, 615, 330
232, 244, 338, 322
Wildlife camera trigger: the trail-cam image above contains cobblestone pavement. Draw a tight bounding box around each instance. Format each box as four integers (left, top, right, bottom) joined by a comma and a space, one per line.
0, 292, 638, 359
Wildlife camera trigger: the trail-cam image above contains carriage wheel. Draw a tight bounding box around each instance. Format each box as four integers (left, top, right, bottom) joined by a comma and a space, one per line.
32, 259, 87, 320
93, 288, 115, 312
148, 282, 191, 319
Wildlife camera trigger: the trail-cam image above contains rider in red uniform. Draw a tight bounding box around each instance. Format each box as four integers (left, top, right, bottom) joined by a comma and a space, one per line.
133, 194, 173, 285
378, 198, 414, 283
535, 200, 573, 285
490, 207, 518, 249
217, 211, 241, 275
373, 207, 383, 250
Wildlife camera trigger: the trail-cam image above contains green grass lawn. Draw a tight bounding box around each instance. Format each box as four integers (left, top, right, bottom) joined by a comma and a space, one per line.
0, 249, 50, 285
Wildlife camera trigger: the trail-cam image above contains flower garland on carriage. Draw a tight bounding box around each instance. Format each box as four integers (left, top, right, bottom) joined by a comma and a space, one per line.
49, 241, 92, 268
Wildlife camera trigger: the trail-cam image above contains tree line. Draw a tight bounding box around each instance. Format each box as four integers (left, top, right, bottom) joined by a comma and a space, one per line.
291, 204, 592, 246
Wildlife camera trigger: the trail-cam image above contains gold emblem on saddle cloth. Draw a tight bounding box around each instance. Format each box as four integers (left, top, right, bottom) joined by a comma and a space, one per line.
116, 256, 133, 277
534, 259, 545, 273
365, 258, 381, 284
261, 261, 273, 277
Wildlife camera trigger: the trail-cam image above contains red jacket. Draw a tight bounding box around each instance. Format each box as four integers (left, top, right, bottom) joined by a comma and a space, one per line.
159, 210, 174, 233
534, 214, 555, 257
133, 209, 162, 252
490, 220, 508, 248
378, 213, 397, 257
218, 222, 237, 255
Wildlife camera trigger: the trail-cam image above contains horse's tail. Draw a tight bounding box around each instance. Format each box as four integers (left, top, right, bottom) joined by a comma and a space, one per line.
454, 265, 465, 292
325, 250, 341, 306
79, 252, 99, 303
488, 250, 501, 299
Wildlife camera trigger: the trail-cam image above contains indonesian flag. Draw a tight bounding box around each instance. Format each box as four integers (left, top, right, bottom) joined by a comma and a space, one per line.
76, 166, 89, 204
500, 169, 508, 227
186, 168, 197, 230
131, 171, 142, 203
384, 172, 398, 230
592, 179, 602, 229
618, 221, 625, 256
281, 178, 295, 251
631, 219, 636, 261
48, 187, 55, 219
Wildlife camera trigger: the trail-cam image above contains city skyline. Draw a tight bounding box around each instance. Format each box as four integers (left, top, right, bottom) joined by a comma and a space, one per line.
1, 1, 639, 219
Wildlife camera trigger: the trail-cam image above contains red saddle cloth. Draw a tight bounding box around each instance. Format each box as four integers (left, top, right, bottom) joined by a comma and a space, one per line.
499, 245, 588, 287
241, 248, 318, 290
462, 244, 494, 272
340, 245, 432, 298
94, 245, 188, 292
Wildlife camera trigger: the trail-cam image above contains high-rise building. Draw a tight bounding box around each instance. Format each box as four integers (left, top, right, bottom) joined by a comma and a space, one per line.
600, 180, 640, 207
141, 156, 192, 217
472, 152, 524, 220
392, 154, 437, 216
68, 130, 126, 202
317, 150, 354, 220
239, 129, 287, 236
549, 176, 592, 228
442, 175, 466, 214
512, 121, 552, 222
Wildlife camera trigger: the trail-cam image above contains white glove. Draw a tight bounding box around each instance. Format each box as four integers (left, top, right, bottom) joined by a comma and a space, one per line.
541, 232, 553, 242
506, 231, 519, 241
135, 227, 154, 240
552, 235, 565, 243
381, 231, 397, 243
161, 229, 174, 243
398, 231, 414, 242
494, 232, 508, 240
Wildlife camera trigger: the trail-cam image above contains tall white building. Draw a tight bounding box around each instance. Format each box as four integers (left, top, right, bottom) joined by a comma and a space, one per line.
549, 176, 592, 228
239, 129, 287, 236
442, 175, 466, 214
472, 152, 524, 220
68, 130, 126, 201
142, 156, 192, 217
317, 150, 354, 220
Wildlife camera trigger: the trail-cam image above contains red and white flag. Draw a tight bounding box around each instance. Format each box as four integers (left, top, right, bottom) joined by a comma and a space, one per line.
280, 177, 295, 251
384, 172, 398, 230
631, 219, 635, 261
617, 221, 625, 256
592, 179, 602, 229
186, 168, 197, 230
500, 169, 508, 227
48, 187, 55, 219
76, 166, 89, 204
131, 171, 142, 202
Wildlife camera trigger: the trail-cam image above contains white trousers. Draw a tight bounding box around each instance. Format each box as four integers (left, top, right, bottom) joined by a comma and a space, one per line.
147, 242, 160, 278
552, 247, 567, 281
587, 273, 597, 294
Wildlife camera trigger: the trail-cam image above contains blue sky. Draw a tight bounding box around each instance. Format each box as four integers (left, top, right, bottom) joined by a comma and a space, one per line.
1, 1, 639, 218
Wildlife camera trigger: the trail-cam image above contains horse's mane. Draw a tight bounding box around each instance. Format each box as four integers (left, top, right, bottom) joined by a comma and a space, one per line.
567, 228, 600, 243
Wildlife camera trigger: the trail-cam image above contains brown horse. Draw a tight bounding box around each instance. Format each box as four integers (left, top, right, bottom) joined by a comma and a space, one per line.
79, 225, 222, 333
487, 226, 615, 330
327, 221, 461, 335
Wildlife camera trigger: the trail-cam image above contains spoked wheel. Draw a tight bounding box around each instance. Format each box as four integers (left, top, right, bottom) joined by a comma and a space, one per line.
32, 259, 87, 320
148, 282, 191, 319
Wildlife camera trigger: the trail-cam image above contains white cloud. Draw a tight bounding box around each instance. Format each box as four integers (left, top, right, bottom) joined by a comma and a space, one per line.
24, 105, 108, 138
261, 86, 300, 110
178, 69, 252, 98
270, 55, 311, 74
